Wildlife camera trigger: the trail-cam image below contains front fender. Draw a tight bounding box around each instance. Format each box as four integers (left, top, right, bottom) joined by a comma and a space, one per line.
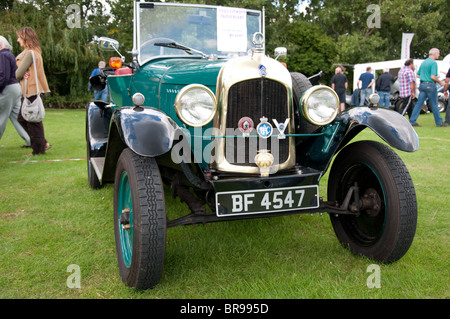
115, 107, 177, 157
101, 106, 178, 183
86, 102, 111, 157
297, 107, 419, 174
339, 106, 419, 152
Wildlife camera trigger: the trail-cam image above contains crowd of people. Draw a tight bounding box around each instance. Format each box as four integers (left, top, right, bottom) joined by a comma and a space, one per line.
332, 48, 449, 127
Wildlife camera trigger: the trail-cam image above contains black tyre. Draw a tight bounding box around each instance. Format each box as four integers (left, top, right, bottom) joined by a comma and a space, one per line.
394, 99, 403, 113
291, 72, 312, 102
87, 145, 101, 189
394, 98, 416, 117
328, 141, 417, 263
290, 72, 318, 136
114, 148, 166, 289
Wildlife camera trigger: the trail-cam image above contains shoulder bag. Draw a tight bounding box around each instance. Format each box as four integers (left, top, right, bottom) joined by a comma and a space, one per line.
21, 50, 45, 123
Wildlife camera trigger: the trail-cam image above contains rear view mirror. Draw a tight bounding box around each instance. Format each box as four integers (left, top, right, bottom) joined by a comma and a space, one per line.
93, 36, 120, 51
274, 47, 287, 60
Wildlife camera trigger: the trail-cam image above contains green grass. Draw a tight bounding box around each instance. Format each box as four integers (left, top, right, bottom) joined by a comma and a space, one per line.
0, 109, 448, 299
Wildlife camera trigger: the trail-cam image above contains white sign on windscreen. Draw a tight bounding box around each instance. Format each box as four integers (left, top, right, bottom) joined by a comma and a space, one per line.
217, 7, 247, 52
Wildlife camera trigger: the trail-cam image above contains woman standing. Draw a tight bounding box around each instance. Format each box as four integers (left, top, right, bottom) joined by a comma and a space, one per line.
16, 27, 50, 156
0, 36, 29, 145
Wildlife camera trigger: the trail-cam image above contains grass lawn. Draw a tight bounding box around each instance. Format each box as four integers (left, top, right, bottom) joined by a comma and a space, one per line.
0, 109, 448, 299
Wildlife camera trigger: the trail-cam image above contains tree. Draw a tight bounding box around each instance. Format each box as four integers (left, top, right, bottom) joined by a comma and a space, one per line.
104, 0, 135, 57
305, 0, 448, 63
0, 0, 15, 10
0, 0, 111, 106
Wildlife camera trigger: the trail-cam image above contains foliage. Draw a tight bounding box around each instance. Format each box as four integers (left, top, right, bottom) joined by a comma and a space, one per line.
264, 1, 337, 79
305, 0, 449, 63
0, 0, 448, 107
0, 0, 112, 108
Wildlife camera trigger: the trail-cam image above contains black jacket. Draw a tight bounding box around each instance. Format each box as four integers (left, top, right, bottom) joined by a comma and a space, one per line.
376, 72, 394, 92
0, 49, 18, 93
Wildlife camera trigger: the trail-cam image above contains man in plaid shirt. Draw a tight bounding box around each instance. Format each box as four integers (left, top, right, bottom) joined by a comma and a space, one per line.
397, 59, 416, 118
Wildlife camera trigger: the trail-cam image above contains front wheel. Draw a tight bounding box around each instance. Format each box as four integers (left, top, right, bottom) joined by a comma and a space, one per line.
327, 141, 417, 263
114, 148, 166, 289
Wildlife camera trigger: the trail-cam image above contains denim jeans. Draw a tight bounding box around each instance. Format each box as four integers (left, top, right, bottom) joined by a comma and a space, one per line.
445, 96, 450, 124
359, 88, 372, 106
0, 84, 22, 140
94, 86, 108, 102
409, 82, 443, 126
9, 88, 31, 146
378, 91, 390, 108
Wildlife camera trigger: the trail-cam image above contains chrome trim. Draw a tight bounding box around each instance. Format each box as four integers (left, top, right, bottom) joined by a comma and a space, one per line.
132, 93, 145, 106
301, 85, 339, 126
211, 52, 295, 174
174, 84, 217, 127
369, 93, 380, 105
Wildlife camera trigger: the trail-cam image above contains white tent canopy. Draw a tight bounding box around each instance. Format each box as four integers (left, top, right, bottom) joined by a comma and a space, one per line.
353, 57, 450, 92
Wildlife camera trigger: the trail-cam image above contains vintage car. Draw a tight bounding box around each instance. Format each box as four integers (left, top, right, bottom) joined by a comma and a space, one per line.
87, 1, 419, 289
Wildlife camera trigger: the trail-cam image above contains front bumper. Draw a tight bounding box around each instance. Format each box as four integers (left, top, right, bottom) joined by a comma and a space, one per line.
167, 168, 343, 227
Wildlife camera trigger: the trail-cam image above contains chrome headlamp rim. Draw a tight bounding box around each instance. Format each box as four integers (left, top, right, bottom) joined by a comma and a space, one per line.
369, 93, 380, 105
174, 84, 217, 127
301, 85, 339, 126
132, 93, 145, 107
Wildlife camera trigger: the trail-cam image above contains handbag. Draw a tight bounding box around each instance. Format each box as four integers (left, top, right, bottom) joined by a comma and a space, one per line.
21, 50, 45, 123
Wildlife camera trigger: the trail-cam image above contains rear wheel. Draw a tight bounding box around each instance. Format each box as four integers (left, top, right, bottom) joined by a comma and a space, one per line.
114, 148, 166, 289
328, 141, 417, 263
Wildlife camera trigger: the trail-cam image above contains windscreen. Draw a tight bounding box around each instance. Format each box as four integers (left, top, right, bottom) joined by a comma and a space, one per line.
137, 2, 261, 63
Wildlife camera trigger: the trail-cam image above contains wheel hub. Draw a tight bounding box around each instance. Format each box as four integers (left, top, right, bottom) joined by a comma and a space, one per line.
120, 208, 131, 230
360, 188, 381, 216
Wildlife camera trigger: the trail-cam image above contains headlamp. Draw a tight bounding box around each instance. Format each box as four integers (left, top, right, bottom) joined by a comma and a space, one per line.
301, 86, 339, 126
132, 93, 145, 107
174, 84, 217, 127
369, 93, 380, 106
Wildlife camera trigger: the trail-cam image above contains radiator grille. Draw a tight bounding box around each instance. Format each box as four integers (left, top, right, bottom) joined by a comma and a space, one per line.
225, 78, 289, 166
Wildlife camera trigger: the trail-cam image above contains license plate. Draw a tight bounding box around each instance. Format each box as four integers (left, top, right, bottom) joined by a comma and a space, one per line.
215, 185, 319, 217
